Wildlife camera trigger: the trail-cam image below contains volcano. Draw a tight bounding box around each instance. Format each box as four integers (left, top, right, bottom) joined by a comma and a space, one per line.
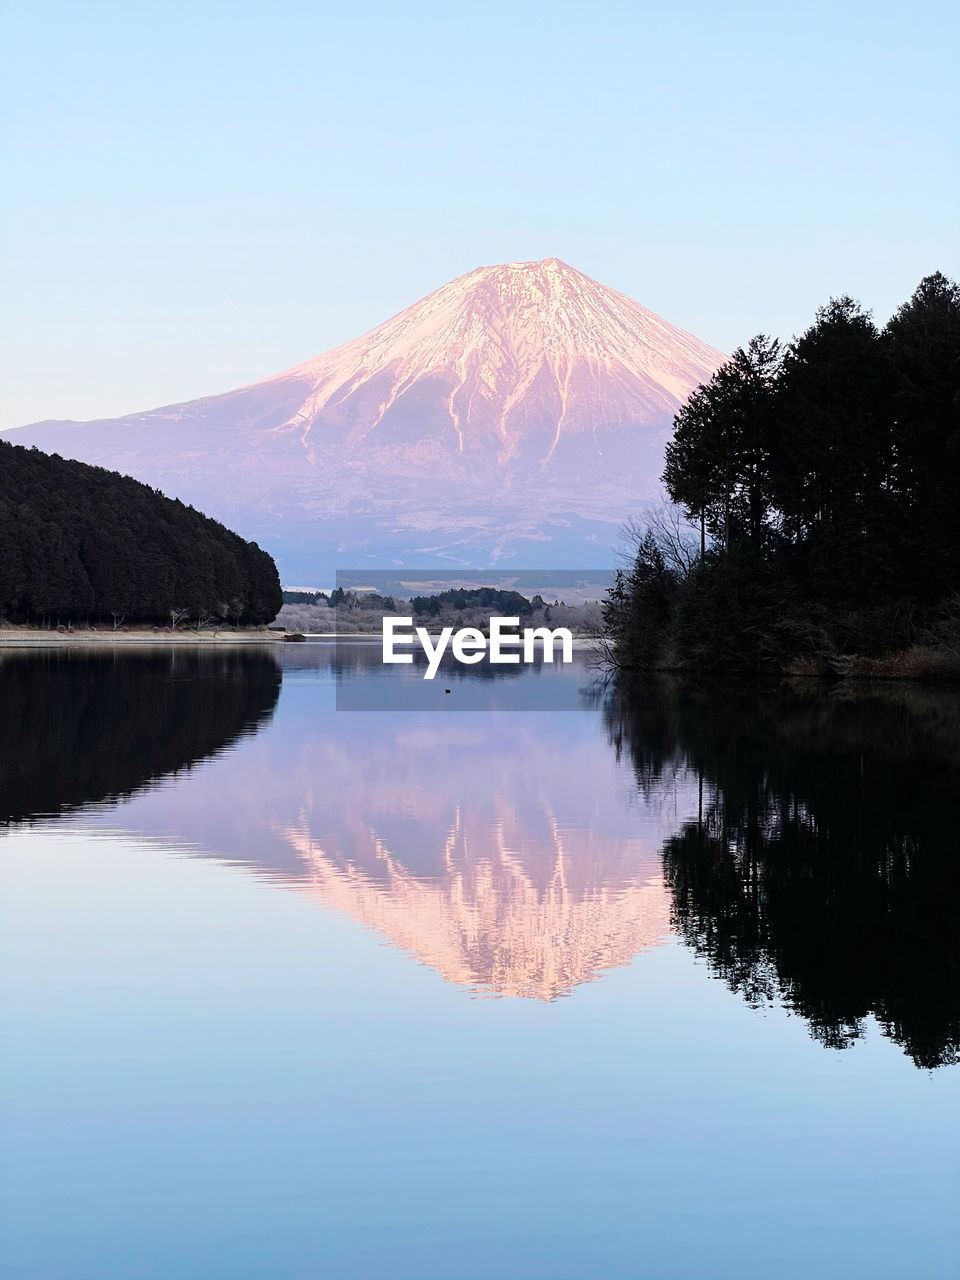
6, 259, 726, 579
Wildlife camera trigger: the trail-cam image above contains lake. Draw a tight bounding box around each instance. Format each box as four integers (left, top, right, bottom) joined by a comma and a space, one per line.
0, 644, 957, 1279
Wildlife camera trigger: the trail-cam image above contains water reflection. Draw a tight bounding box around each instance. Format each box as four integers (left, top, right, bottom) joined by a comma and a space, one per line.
0, 648, 280, 824
1, 647, 957, 1065
267, 710, 683, 998
328, 635, 587, 710
604, 679, 960, 1069
0, 646, 688, 997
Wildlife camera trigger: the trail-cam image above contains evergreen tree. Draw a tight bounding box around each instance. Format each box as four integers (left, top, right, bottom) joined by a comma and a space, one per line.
664, 335, 782, 555
884, 272, 960, 600
774, 297, 896, 604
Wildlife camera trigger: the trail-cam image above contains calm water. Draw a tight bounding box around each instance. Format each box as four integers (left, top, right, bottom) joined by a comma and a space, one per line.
0, 645, 957, 1279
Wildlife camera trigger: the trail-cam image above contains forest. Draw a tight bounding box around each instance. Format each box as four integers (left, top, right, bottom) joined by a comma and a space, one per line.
0, 441, 282, 626
603, 272, 960, 676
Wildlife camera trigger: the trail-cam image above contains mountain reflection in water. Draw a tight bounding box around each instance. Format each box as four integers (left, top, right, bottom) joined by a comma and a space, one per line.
1, 646, 957, 1065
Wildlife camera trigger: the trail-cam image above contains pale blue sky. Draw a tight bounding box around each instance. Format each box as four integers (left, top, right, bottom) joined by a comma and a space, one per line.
1, 0, 957, 429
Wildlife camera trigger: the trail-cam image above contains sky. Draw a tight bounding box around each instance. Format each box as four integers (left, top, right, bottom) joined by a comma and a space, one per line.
1, 0, 957, 430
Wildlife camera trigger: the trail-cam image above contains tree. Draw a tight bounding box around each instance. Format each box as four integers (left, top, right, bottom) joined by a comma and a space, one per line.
884, 272, 960, 601
772, 296, 896, 604
619, 500, 702, 576
663, 336, 781, 555
602, 533, 678, 669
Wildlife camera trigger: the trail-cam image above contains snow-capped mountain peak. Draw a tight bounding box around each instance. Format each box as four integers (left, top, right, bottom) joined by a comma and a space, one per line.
6, 259, 727, 578
267, 258, 724, 459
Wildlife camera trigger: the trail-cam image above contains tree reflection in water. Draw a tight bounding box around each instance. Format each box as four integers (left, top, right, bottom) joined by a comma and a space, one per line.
3, 646, 956, 1068
0, 648, 281, 825
603, 678, 960, 1069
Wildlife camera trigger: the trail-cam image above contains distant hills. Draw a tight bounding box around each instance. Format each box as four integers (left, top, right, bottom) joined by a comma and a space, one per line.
5, 259, 725, 579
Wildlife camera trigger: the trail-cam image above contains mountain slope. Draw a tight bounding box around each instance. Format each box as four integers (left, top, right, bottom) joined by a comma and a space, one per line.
6, 259, 726, 578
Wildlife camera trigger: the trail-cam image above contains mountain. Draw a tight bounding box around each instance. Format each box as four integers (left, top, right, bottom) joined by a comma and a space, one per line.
6, 259, 726, 579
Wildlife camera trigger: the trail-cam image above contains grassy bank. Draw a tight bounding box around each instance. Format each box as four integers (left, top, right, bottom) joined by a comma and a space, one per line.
783, 646, 960, 681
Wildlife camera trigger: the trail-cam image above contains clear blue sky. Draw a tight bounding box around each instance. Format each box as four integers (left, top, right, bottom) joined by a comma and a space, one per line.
1, 0, 957, 429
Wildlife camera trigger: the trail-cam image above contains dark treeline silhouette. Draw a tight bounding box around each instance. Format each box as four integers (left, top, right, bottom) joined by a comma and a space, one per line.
282, 590, 322, 603
407, 587, 537, 617
0, 649, 281, 824
281, 587, 538, 614
600, 677, 960, 1068
604, 272, 960, 674
0, 440, 282, 626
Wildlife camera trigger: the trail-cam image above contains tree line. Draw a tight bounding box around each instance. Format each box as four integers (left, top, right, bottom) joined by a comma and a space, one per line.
0, 440, 282, 626
604, 272, 960, 674
275, 586, 602, 635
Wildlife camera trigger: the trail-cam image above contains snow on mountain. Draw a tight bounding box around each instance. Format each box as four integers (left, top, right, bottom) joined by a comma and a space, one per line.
278, 257, 722, 456
5, 259, 726, 578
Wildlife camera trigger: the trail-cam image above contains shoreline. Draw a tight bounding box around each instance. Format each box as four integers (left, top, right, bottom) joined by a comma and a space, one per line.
0, 629, 600, 648
0, 628, 288, 646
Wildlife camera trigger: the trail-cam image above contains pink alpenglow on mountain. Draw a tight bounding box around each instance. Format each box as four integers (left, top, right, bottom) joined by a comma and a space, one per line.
8, 259, 726, 577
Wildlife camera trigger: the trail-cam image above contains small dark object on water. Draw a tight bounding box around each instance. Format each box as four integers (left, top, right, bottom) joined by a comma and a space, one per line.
445, 688, 451, 694
284, 632, 307, 643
